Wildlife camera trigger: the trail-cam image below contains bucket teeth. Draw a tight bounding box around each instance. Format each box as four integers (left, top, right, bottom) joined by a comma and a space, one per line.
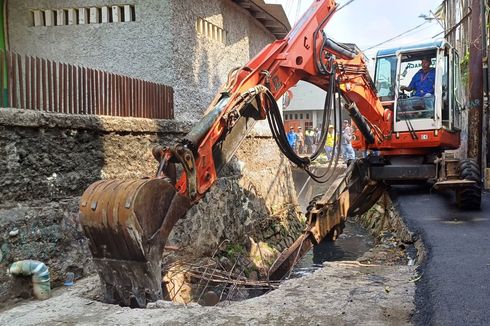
79, 178, 191, 308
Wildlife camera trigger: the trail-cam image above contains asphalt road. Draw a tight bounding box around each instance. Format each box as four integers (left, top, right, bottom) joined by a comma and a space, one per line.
390, 186, 490, 326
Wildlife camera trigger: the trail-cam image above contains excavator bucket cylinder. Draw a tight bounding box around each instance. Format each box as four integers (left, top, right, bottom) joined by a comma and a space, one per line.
79, 178, 190, 308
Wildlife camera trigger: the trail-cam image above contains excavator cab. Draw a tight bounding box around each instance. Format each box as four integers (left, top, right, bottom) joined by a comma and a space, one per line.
374, 41, 463, 134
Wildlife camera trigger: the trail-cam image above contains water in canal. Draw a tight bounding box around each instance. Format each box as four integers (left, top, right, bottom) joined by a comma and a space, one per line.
289, 167, 376, 278
289, 219, 374, 278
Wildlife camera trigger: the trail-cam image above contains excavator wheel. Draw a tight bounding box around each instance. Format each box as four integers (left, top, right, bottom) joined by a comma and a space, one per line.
456, 159, 482, 210
79, 178, 191, 308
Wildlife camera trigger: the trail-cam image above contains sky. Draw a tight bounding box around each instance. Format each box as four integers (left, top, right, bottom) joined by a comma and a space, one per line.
266, 0, 444, 67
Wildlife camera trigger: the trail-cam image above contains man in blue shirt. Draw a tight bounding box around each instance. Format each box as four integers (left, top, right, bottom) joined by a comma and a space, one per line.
287, 127, 297, 151
400, 57, 435, 97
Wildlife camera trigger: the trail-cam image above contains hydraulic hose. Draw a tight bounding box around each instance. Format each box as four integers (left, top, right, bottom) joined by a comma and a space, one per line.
265, 80, 339, 182
8, 260, 51, 300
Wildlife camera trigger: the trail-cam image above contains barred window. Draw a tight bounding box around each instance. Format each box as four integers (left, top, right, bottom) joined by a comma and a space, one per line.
31, 5, 136, 27
196, 17, 226, 44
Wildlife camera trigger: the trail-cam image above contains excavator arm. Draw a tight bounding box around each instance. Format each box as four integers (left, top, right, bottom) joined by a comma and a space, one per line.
79, 0, 387, 308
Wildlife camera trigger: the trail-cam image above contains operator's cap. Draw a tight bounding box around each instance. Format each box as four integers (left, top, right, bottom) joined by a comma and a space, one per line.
289, 126, 294, 129
298, 126, 302, 129
343, 119, 349, 123
328, 125, 334, 128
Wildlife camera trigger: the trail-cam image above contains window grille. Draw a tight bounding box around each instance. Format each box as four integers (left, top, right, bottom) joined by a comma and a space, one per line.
31, 5, 136, 27
196, 17, 226, 44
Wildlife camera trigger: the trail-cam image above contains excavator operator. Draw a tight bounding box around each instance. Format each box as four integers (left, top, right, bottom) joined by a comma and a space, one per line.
400, 57, 435, 97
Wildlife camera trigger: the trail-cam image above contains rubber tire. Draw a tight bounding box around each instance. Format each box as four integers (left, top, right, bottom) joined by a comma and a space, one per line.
456, 159, 482, 210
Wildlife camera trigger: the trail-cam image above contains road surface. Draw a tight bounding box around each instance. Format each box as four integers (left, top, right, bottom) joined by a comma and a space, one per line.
391, 186, 490, 325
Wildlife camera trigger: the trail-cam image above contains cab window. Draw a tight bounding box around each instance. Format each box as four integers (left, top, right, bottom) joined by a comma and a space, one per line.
374, 55, 397, 101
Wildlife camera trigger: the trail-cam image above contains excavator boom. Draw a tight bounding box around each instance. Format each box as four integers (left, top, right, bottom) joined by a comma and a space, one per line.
80, 0, 351, 308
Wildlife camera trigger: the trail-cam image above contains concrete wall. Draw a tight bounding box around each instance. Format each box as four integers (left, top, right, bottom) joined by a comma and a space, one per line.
8, 0, 276, 122
0, 108, 302, 304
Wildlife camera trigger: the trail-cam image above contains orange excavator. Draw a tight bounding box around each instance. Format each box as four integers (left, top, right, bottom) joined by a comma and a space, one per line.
79, 0, 481, 308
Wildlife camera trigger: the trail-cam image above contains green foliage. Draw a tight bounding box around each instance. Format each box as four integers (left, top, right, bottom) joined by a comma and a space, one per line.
224, 243, 246, 260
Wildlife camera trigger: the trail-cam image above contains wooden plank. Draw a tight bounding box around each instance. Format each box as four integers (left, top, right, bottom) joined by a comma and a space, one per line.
29, 56, 35, 109
87, 67, 92, 114
25, 56, 30, 109
148, 82, 152, 119
77, 66, 82, 114
163, 87, 169, 117
35, 57, 41, 110
156, 84, 160, 119
119, 75, 123, 116
118, 75, 122, 116
46, 60, 52, 111
111, 73, 116, 116
53, 61, 58, 112
59, 62, 63, 113
106, 73, 110, 115
143, 80, 147, 118
129, 78, 133, 117
63, 63, 68, 113
125, 76, 129, 117
0, 51, 4, 107
31, 56, 36, 109
81, 67, 86, 114
94, 70, 100, 115
68, 64, 73, 113
120, 76, 124, 116
151, 82, 155, 119
18, 54, 25, 109
7, 52, 15, 107
41, 58, 47, 111
170, 87, 174, 119
12, 53, 18, 108
98, 70, 103, 115
71, 64, 76, 114
136, 79, 140, 118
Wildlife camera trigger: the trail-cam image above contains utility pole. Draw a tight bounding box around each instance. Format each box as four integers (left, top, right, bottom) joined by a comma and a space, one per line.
467, 0, 484, 167
484, 0, 490, 188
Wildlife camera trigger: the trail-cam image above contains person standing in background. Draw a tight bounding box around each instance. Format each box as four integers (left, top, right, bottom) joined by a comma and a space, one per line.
325, 125, 336, 160
341, 120, 355, 162
305, 127, 314, 154
296, 127, 304, 155
287, 127, 297, 152
313, 127, 321, 153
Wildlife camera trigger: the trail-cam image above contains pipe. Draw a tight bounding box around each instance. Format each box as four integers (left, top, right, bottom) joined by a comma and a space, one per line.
345, 103, 375, 144
183, 96, 230, 148
324, 37, 358, 60
8, 260, 51, 300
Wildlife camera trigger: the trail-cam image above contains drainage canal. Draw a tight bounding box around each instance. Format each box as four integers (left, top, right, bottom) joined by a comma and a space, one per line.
290, 166, 375, 278
290, 220, 374, 278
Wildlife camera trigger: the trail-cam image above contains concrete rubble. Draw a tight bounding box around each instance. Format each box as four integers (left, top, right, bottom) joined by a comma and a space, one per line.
0, 193, 419, 325
0, 262, 416, 326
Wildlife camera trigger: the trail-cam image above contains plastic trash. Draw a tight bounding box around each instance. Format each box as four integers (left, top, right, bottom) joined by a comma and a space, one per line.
64, 272, 75, 286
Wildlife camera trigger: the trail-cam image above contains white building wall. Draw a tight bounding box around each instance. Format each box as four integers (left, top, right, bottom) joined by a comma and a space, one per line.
8, 0, 276, 122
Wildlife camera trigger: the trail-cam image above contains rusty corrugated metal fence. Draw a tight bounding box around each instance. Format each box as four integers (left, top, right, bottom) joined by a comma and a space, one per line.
1, 50, 174, 119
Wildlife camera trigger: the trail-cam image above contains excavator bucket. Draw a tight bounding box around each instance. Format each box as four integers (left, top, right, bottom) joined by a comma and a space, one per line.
79, 178, 191, 308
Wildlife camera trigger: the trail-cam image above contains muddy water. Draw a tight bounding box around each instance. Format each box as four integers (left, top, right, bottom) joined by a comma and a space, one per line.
291, 166, 374, 278
290, 220, 374, 278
